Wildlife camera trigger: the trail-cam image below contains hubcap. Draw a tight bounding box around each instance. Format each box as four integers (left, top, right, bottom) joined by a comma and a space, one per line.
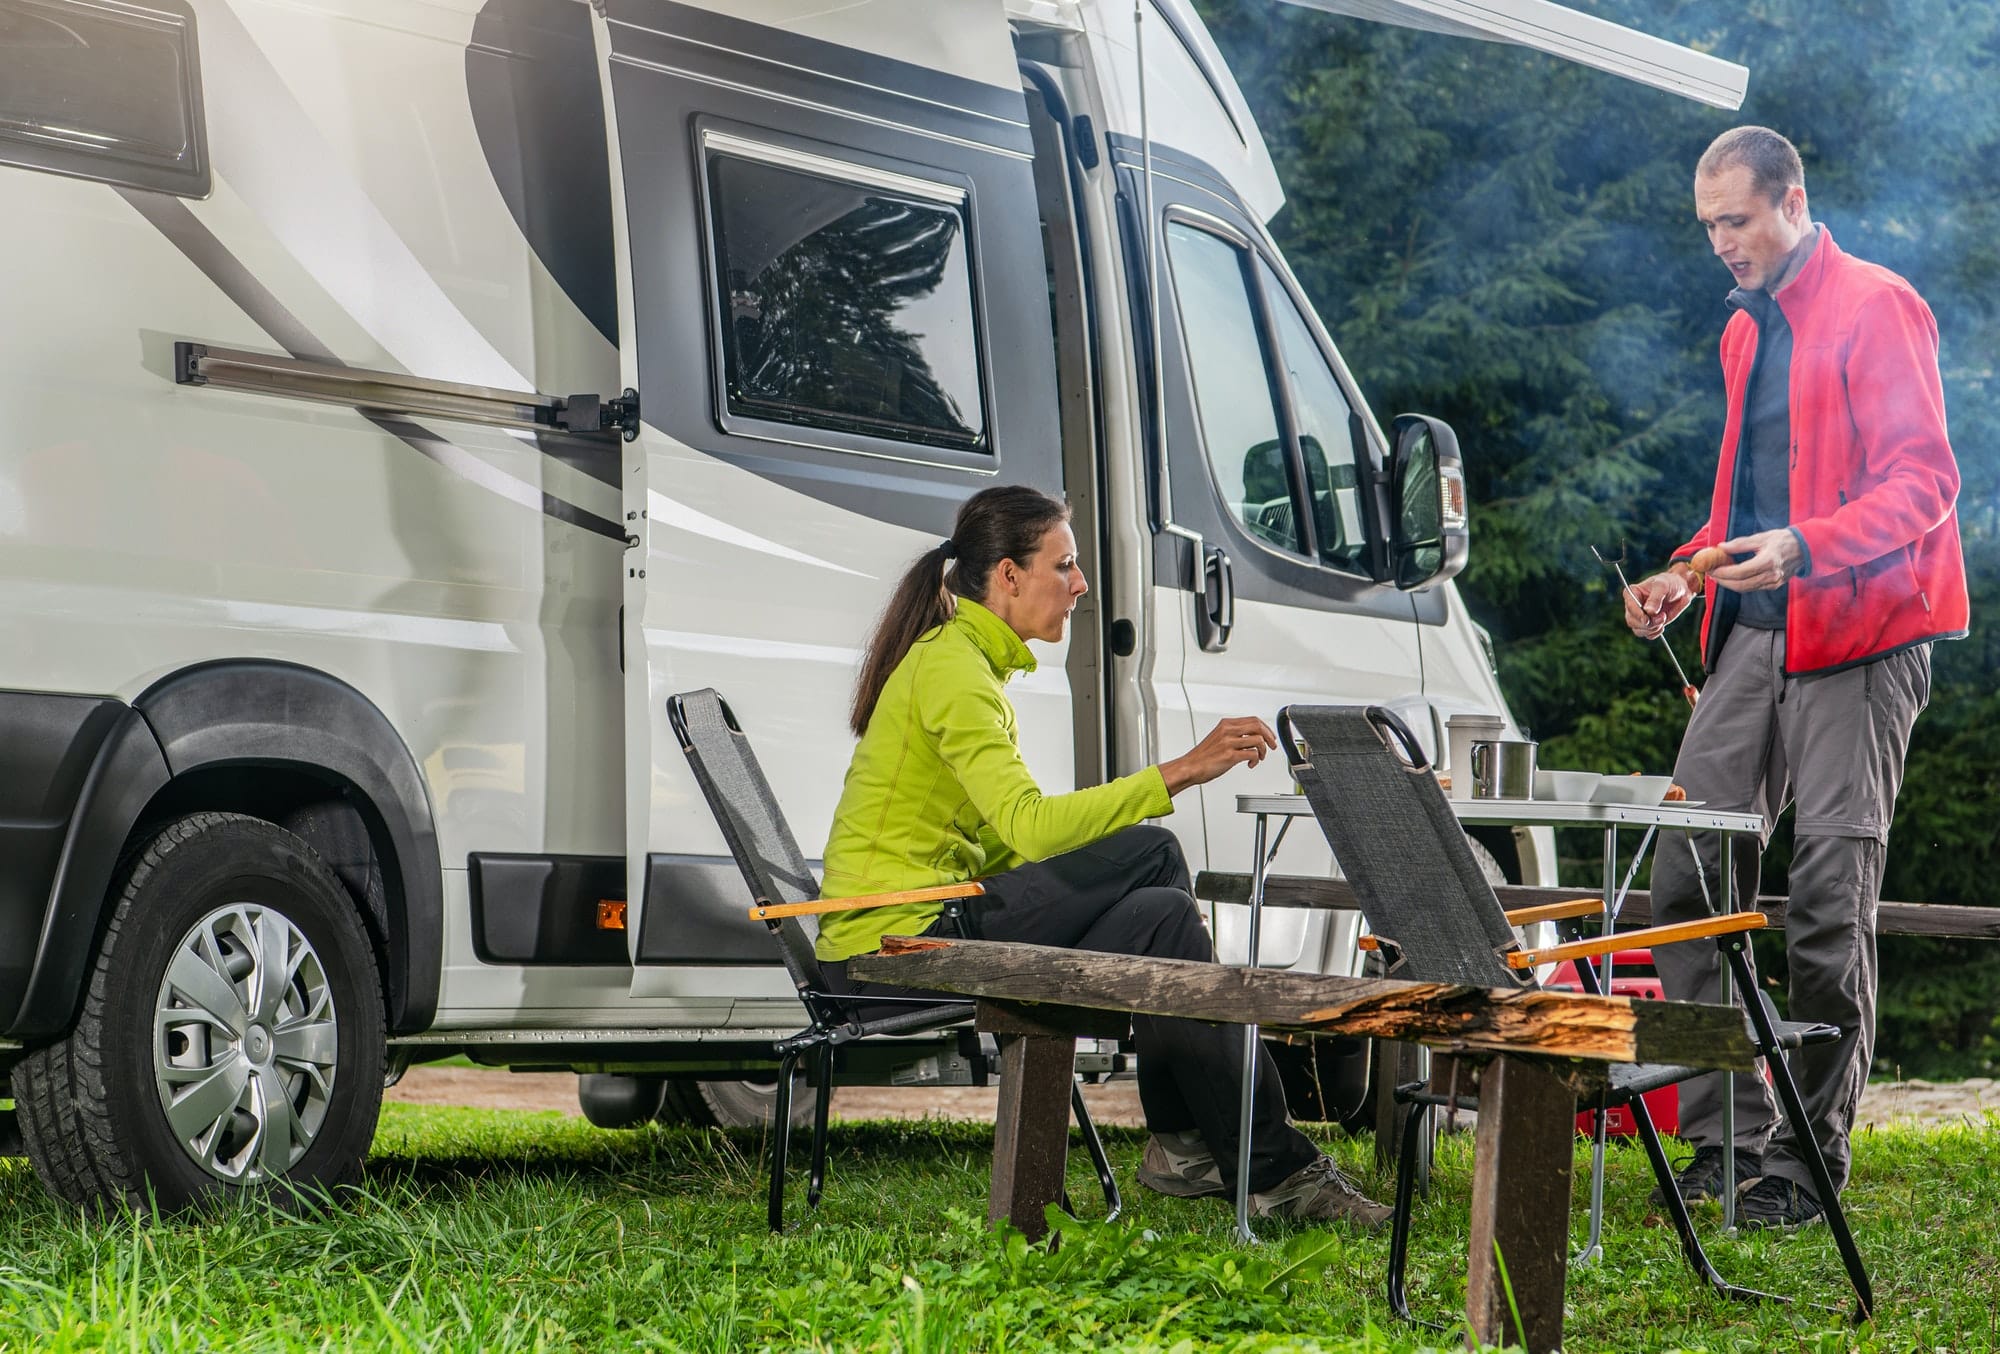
153, 904, 338, 1184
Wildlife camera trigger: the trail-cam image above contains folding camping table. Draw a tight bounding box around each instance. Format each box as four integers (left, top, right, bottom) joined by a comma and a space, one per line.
1227, 792, 1767, 1246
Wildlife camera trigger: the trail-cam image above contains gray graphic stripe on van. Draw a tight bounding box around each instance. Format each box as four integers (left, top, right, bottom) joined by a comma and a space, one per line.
118, 189, 627, 544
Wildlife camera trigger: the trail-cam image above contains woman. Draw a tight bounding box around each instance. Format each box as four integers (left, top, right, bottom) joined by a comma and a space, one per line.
819, 484, 1387, 1228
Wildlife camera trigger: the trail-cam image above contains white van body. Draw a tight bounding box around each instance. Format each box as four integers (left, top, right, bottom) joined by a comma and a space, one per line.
0, 0, 1741, 1199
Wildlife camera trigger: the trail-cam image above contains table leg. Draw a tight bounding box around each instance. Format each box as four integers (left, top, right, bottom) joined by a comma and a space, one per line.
1234, 812, 1270, 1244
1572, 826, 1617, 1266
1720, 834, 1737, 1232
1467, 1055, 1576, 1354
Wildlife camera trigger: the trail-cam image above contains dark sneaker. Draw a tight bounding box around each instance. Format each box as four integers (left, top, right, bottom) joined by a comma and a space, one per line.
1737, 1175, 1824, 1231
1137, 1130, 1226, 1198
1249, 1155, 1393, 1231
1650, 1145, 1763, 1206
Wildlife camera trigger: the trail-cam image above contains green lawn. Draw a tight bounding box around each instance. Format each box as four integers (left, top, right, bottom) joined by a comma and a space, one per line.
1, 1105, 1996, 1351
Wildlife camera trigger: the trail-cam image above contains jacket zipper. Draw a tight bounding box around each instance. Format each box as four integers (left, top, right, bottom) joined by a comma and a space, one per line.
1839, 489, 1858, 597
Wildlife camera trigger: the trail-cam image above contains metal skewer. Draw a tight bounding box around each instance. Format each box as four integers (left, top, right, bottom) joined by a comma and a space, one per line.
1591, 545, 1698, 707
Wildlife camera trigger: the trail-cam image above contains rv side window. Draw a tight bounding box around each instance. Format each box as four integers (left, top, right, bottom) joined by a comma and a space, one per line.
704, 147, 987, 453
1259, 262, 1369, 572
1164, 221, 1302, 555
0, 0, 207, 197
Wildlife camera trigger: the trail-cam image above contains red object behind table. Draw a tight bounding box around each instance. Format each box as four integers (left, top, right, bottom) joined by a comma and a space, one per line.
1549, 950, 1679, 1138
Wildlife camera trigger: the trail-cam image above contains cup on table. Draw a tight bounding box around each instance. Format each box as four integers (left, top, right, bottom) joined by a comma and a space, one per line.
1469, 738, 1537, 800
1445, 713, 1506, 801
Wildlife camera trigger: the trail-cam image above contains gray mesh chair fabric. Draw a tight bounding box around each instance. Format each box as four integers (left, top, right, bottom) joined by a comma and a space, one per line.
1279, 705, 1526, 989
668, 687, 829, 994
1275, 703, 1870, 1321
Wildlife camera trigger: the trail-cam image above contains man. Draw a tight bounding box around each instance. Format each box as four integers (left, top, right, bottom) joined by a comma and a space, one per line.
1624, 126, 1966, 1229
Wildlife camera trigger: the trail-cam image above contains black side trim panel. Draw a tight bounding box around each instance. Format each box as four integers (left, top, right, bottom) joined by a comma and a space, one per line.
638, 854, 779, 965
0, 693, 162, 1034
132, 661, 444, 1034
469, 853, 630, 966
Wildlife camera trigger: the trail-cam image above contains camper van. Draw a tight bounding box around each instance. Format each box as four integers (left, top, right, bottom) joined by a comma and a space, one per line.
0, 0, 1743, 1208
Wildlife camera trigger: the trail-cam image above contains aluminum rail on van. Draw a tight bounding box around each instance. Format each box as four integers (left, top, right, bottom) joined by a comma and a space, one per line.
1281, 0, 1750, 110
173, 341, 639, 440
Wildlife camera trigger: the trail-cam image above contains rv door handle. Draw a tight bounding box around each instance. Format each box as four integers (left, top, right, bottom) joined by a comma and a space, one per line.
1197, 545, 1234, 652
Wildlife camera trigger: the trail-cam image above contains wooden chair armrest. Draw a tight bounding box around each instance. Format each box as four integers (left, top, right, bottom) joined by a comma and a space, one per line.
1358, 896, 1606, 950
1504, 896, 1607, 927
1506, 911, 1767, 969
749, 881, 984, 921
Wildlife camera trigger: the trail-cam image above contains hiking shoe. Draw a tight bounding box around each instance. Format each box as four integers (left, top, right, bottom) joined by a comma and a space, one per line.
1736, 1175, 1824, 1232
1650, 1145, 1763, 1206
1249, 1155, 1392, 1231
1137, 1130, 1226, 1198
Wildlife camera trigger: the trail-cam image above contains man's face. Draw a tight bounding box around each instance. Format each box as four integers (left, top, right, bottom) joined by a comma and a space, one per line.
1695, 163, 1811, 292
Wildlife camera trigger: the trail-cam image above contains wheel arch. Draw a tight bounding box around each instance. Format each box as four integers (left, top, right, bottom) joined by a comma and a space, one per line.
8, 661, 442, 1039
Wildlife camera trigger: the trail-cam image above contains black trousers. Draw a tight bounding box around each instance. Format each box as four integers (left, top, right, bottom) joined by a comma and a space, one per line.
826, 825, 1320, 1193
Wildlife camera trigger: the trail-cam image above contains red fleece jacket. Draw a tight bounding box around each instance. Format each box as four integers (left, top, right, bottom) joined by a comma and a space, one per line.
1673, 229, 1968, 674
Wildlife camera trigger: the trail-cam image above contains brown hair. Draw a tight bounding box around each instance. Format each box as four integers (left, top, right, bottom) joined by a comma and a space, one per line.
850, 484, 1072, 735
1698, 125, 1805, 204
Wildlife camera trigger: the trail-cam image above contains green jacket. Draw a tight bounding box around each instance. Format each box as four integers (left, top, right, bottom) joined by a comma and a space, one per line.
816, 598, 1173, 960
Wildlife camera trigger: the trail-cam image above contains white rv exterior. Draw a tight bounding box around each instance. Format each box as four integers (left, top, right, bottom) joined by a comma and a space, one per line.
0, 0, 1741, 1206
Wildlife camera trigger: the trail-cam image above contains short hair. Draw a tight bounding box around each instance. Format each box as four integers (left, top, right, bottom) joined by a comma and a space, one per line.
1698, 126, 1804, 203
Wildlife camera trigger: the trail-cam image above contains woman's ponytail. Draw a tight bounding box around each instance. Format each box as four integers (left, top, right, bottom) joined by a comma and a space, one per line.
851, 542, 956, 735
850, 485, 1070, 736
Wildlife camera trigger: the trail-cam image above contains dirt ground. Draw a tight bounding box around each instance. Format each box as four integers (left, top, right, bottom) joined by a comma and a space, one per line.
386, 1065, 2000, 1131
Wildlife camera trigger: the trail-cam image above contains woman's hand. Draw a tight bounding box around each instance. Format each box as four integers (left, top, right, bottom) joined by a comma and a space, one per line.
1160, 717, 1279, 795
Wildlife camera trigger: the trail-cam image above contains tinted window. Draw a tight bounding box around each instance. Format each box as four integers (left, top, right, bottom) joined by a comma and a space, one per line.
0, 0, 207, 196
1260, 261, 1369, 570
1164, 222, 1299, 553
707, 151, 986, 452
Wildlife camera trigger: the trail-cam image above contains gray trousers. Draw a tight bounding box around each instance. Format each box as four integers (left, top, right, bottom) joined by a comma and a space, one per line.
1651, 628, 1930, 1194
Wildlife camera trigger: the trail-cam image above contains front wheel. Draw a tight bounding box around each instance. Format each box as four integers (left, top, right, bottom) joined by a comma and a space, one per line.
12, 812, 385, 1212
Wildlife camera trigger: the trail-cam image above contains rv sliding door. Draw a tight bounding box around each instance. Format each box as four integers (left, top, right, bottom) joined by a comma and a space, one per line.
592, 0, 1066, 999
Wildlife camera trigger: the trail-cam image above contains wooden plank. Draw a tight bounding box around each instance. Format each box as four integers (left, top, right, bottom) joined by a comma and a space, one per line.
987, 1031, 1074, 1242
1466, 1056, 1576, 1354
850, 937, 1754, 1072
1195, 871, 2000, 942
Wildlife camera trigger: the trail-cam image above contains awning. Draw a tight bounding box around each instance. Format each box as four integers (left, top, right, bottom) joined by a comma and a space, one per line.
1279, 0, 1748, 109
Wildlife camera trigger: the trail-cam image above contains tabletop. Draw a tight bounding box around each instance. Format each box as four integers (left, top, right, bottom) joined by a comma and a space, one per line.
1234, 793, 1764, 836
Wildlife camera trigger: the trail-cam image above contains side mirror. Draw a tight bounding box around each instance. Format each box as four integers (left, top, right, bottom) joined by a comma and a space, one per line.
1389, 414, 1469, 591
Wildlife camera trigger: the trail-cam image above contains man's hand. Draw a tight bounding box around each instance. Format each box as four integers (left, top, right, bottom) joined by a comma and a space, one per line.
1160, 717, 1279, 795
1708, 529, 1805, 592
1623, 568, 1694, 641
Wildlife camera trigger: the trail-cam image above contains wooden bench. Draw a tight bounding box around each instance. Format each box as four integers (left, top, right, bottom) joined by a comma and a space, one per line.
849, 935, 1754, 1354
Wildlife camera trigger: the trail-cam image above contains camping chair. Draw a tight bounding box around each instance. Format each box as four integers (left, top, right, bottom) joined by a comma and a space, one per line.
1275, 704, 1872, 1322
667, 688, 1122, 1231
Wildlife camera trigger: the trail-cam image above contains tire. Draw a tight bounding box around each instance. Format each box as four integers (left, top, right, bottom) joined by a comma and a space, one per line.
656, 1075, 813, 1130
577, 1074, 668, 1129
12, 813, 385, 1213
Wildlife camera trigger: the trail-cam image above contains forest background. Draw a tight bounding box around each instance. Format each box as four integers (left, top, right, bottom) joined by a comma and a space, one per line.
1193, 0, 1999, 1076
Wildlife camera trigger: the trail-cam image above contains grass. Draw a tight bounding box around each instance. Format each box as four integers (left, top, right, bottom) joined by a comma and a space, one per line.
1, 1104, 1998, 1352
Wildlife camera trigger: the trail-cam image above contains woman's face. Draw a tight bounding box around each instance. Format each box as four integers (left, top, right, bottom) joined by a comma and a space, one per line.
990, 521, 1088, 644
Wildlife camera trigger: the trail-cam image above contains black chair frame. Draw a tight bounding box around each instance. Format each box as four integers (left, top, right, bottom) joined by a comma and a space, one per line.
668, 688, 1122, 1231
1277, 704, 1872, 1324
